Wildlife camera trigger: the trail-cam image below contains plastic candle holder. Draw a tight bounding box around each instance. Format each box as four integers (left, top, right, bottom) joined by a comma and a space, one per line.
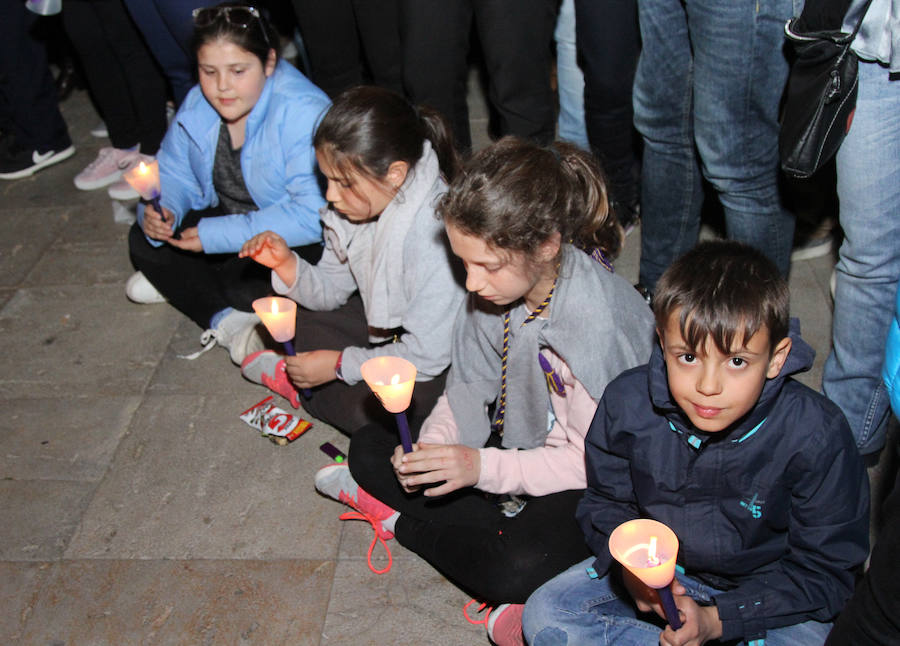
122, 159, 164, 218
360, 356, 416, 452
609, 518, 683, 629
252, 297, 310, 398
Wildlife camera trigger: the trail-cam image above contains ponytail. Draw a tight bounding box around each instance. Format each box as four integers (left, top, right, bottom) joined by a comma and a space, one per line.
439, 137, 623, 261
314, 86, 460, 186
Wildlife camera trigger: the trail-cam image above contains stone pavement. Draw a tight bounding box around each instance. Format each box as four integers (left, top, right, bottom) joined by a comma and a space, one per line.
0, 82, 846, 645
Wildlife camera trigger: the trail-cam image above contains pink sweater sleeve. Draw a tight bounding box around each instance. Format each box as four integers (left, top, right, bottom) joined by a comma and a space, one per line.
478, 350, 596, 496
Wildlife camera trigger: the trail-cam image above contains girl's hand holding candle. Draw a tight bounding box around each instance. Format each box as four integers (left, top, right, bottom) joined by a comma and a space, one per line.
391, 442, 480, 496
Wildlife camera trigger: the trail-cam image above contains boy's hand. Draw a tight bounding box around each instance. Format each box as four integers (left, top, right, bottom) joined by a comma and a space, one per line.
168, 226, 203, 252
394, 442, 480, 497
142, 203, 175, 241
391, 443, 422, 493
284, 350, 341, 388
622, 568, 664, 616
658, 583, 723, 646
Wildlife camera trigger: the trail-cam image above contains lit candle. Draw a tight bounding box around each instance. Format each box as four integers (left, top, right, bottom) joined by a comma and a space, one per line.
252, 296, 310, 398
123, 160, 165, 221
361, 356, 417, 452
609, 519, 683, 629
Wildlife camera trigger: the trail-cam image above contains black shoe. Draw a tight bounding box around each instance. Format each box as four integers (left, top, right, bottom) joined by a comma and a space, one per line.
0, 142, 75, 180
610, 200, 640, 236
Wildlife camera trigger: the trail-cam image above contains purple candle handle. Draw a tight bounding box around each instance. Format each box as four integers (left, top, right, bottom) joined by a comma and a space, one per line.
281, 340, 312, 399
657, 585, 683, 630
149, 196, 166, 223
394, 411, 414, 453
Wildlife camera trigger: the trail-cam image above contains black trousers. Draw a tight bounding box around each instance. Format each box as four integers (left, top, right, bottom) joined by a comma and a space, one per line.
349, 422, 592, 604
291, 0, 403, 98
400, 0, 557, 151
128, 208, 323, 328
62, 0, 168, 153
575, 0, 642, 211
294, 293, 447, 435
0, 1, 71, 152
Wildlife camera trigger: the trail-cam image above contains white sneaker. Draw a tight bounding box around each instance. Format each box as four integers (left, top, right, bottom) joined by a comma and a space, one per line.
74, 147, 140, 190
90, 122, 108, 138
125, 271, 166, 304
107, 177, 140, 200
180, 310, 261, 363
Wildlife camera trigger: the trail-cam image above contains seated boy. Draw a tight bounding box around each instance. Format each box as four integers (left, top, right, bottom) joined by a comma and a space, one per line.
522, 241, 870, 646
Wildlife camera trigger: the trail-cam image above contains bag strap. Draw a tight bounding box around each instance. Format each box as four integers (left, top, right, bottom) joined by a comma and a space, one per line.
785, 0, 875, 45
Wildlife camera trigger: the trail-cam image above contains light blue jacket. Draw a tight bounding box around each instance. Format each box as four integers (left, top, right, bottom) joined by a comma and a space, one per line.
884, 282, 900, 418
138, 60, 330, 253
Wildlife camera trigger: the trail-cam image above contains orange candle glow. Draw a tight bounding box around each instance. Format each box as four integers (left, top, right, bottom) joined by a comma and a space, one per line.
608, 519, 678, 589
252, 296, 297, 343
360, 356, 417, 413
123, 159, 161, 201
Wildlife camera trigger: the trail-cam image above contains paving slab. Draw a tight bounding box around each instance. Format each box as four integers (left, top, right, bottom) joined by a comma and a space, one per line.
14, 559, 333, 646
0, 285, 181, 399
0, 395, 140, 482
66, 394, 344, 560
0, 206, 73, 289
0, 480, 97, 561
0, 561, 54, 644
323, 556, 483, 646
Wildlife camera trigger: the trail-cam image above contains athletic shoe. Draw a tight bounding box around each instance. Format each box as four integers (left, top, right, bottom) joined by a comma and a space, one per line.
90, 122, 108, 138
315, 463, 397, 574
0, 143, 75, 180
241, 350, 300, 408
790, 232, 836, 262
486, 603, 526, 646
107, 177, 140, 200
73, 146, 140, 190
180, 309, 261, 363
125, 271, 166, 304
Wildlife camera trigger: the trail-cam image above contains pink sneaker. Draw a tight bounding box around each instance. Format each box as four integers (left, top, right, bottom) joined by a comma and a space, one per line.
74, 146, 140, 190
241, 350, 300, 408
464, 601, 525, 646
315, 463, 397, 574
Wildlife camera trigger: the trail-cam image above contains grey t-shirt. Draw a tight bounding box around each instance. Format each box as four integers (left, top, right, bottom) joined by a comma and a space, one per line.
212, 123, 257, 215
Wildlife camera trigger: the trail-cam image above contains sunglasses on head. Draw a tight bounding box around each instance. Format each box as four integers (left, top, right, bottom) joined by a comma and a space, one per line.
191, 6, 271, 48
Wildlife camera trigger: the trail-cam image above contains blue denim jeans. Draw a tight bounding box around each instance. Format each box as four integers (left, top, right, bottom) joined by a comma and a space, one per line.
523, 557, 833, 645
554, 0, 589, 150
823, 61, 900, 456
635, 0, 795, 289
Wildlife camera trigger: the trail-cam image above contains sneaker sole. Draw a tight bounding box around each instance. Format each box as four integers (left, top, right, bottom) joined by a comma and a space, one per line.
0, 146, 75, 180
790, 238, 835, 262
108, 185, 140, 200
74, 168, 125, 191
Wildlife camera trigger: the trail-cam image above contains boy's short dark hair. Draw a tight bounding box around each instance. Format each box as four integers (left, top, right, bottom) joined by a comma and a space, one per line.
652, 240, 790, 355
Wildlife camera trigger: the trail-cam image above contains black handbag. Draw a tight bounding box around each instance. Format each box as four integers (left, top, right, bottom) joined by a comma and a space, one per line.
779, 0, 873, 178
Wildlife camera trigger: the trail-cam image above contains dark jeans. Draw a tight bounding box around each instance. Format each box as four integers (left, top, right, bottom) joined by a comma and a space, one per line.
575, 0, 642, 211
291, 0, 402, 98
121, 0, 218, 105
400, 0, 557, 150
349, 423, 592, 603
63, 0, 168, 153
128, 207, 322, 328
294, 293, 447, 435
0, 1, 71, 152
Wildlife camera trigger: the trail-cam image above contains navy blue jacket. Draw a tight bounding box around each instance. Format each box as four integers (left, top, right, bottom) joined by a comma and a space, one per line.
577, 325, 869, 642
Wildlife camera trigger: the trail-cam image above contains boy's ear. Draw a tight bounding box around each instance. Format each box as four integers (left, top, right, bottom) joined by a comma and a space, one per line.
656, 327, 665, 350
265, 48, 277, 77
765, 336, 792, 379
386, 160, 409, 191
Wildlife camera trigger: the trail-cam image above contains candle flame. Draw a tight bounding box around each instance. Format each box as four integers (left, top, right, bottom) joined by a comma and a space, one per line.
271, 300, 279, 314
648, 536, 659, 566
390, 373, 400, 385
137, 161, 149, 174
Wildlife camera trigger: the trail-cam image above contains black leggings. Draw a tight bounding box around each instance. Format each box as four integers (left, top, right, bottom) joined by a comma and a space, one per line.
349, 423, 592, 604
294, 293, 446, 435
128, 208, 322, 328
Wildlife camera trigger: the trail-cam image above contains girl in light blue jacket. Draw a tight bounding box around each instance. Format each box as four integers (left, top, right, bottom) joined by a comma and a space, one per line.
127, 3, 330, 364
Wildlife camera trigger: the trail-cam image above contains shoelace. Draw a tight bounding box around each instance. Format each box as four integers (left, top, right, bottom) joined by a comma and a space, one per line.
177, 328, 219, 360
337, 490, 393, 574
463, 599, 494, 626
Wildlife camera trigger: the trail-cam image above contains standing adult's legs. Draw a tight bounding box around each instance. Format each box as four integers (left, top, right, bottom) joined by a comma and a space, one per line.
824, 62, 900, 456
689, 0, 794, 278
291, 0, 362, 98
401, 0, 473, 150
351, 0, 403, 95
634, 0, 702, 290
475, 0, 557, 145
554, 0, 589, 150
576, 0, 642, 217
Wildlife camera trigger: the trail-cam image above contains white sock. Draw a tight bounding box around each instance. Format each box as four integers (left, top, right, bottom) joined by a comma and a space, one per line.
382, 511, 400, 535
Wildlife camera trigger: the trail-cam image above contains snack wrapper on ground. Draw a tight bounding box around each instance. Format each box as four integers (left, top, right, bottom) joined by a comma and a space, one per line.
240, 396, 312, 445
